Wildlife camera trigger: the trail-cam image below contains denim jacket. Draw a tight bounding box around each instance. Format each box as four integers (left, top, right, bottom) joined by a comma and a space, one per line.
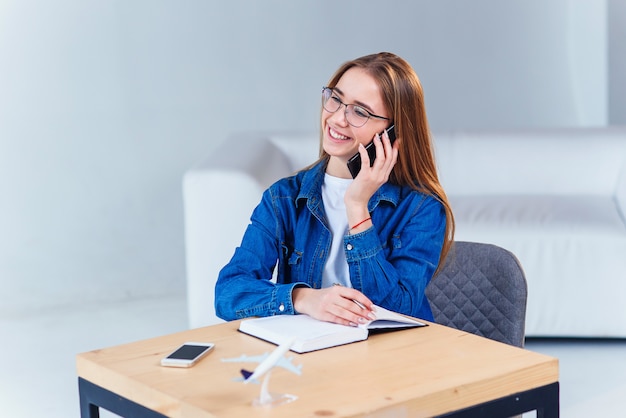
215, 159, 446, 322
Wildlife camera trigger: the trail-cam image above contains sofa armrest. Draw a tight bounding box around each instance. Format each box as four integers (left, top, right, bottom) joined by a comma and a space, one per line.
183, 134, 294, 328
189, 132, 296, 190
183, 133, 318, 328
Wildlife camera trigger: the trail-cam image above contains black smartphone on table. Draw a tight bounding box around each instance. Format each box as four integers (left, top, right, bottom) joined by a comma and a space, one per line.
160, 342, 215, 368
346, 124, 396, 178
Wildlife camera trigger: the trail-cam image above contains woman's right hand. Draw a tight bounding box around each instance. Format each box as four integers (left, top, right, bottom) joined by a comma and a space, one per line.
344, 130, 399, 229
292, 286, 376, 326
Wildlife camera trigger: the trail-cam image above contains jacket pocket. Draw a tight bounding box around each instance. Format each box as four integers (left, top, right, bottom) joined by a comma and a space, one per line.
280, 242, 302, 282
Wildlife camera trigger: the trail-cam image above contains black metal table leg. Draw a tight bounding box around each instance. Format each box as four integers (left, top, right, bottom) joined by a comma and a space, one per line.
536, 382, 560, 418
437, 382, 560, 418
78, 378, 168, 418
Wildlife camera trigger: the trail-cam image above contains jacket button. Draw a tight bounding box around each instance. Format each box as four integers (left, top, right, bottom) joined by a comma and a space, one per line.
346, 244, 353, 251
278, 303, 285, 312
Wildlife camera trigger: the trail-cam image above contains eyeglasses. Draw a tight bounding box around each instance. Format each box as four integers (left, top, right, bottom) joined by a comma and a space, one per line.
321, 87, 391, 127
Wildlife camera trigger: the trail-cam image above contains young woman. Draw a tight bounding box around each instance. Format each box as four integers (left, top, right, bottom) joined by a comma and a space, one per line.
215, 52, 454, 326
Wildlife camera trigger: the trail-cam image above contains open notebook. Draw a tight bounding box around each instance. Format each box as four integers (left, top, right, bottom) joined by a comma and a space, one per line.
238, 305, 427, 353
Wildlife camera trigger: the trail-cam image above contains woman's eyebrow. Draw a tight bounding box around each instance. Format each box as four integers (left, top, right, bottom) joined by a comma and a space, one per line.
333, 87, 375, 113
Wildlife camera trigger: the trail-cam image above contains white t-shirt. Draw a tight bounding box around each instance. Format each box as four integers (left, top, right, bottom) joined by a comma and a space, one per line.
321, 174, 353, 288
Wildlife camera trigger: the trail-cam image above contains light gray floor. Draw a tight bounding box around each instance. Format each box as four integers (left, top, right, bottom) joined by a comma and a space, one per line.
1, 296, 624, 417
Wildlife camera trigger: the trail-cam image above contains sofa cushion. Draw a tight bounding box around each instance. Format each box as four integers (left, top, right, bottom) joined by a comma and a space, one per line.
435, 128, 626, 196
451, 195, 626, 236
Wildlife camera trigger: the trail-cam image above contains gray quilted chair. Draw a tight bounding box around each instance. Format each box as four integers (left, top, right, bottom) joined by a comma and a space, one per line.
425, 241, 528, 347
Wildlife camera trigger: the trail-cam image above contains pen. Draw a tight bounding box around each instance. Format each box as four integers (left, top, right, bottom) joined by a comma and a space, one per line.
333, 283, 369, 312
352, 299, 366, 310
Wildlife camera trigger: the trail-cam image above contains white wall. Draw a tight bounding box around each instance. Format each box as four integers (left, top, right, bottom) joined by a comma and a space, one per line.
0, 0, 617, 316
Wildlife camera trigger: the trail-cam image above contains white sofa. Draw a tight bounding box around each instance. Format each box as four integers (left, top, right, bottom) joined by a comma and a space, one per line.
183, 128, 626, 337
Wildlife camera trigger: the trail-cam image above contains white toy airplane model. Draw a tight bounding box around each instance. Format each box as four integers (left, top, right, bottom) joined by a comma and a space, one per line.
221, 337, 301, 407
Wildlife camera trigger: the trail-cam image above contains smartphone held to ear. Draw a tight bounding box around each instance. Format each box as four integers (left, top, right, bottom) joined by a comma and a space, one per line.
160, 342, 215, 368
346, 125, 396, 178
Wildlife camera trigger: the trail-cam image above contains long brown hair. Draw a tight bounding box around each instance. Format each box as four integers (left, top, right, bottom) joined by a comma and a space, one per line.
319, 52, 455, 271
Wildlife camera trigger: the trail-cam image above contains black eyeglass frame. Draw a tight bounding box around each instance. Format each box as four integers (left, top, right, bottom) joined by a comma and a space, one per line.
322, 87, 391, 127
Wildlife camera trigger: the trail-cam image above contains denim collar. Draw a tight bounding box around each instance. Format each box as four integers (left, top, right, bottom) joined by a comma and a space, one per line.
296, 159, 401, 212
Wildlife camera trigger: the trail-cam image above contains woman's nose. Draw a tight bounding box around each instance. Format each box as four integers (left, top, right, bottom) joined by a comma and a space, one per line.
328, 104, 349, 127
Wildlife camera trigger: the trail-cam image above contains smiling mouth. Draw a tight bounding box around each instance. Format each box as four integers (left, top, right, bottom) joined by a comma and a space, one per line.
329, 127, 351, 141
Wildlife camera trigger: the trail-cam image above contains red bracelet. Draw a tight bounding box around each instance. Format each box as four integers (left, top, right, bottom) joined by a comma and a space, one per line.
350, 217, 372, 231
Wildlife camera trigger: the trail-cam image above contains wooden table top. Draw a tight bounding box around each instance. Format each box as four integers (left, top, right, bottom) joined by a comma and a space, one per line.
76, 319, 558, 417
